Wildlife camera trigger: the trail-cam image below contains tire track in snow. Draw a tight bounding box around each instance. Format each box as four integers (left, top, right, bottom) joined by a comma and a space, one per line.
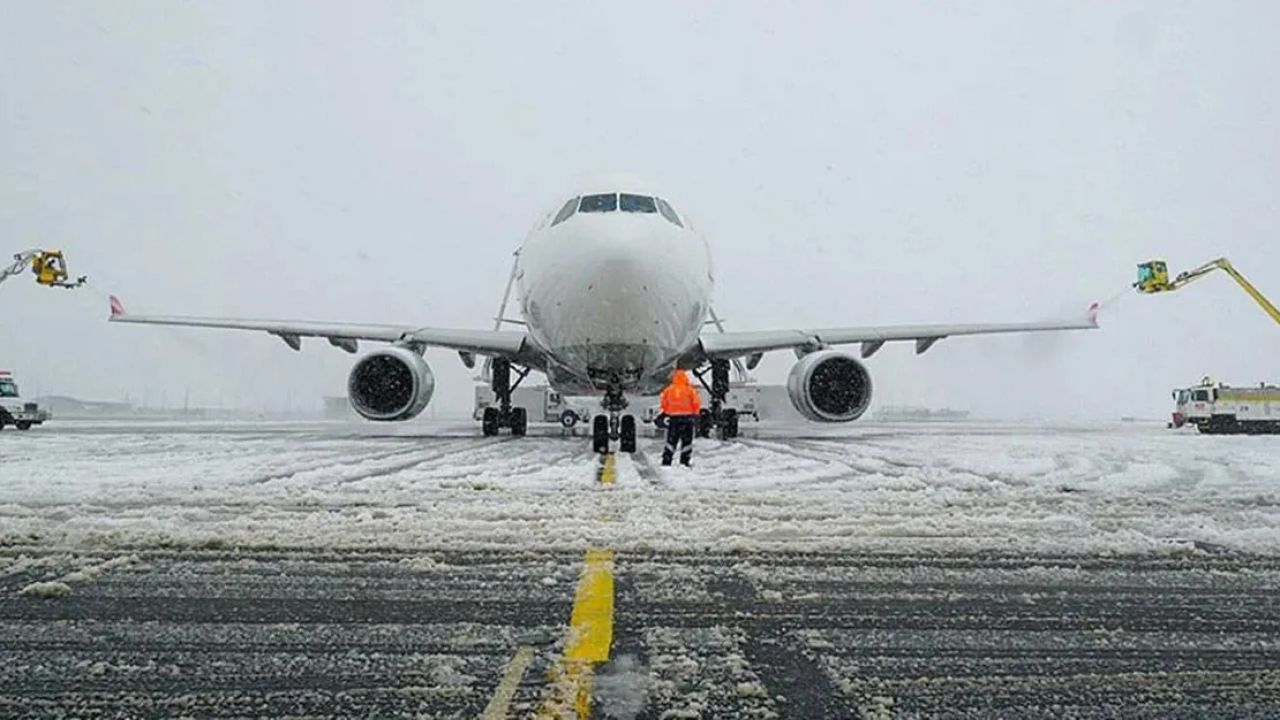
631, 447, 663, 486
328, 438, 510, 486
329, 436, 587, 487
245, 442, 427, 485
735, 437, 899, 482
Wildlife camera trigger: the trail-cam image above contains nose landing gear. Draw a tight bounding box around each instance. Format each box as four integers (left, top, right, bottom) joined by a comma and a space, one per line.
592, 386, 638, 454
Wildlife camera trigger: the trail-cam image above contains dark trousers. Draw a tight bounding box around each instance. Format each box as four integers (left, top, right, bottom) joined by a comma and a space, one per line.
661, 415, 696, 466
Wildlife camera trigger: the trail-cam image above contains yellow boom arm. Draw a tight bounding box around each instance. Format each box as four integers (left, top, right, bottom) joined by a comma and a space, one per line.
1135, 257, 1280, 325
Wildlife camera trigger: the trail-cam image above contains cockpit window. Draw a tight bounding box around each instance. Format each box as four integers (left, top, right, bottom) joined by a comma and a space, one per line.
620, 194, 657, 213
656, 197, 683, 227
551, 197, 578, 226
579, 193, 617, 213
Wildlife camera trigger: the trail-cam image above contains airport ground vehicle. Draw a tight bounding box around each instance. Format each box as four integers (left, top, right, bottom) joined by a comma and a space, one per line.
1, 249, 87, 290
1136, 257, 1278, 325
1171, 378, 1280, 434
473, 385, 596, 429
0, 371, 50, 431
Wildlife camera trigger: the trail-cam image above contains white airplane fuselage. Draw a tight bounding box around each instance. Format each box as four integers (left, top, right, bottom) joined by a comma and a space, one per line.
516, 190, 713, 396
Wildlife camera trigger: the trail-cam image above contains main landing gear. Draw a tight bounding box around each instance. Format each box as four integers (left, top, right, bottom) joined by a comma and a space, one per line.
481, 357, 530, 437
592, 386, 637, 455
694, 358, 740, 440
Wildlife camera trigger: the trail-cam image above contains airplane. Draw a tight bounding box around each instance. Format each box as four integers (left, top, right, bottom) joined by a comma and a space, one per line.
110, 176, 1099, 454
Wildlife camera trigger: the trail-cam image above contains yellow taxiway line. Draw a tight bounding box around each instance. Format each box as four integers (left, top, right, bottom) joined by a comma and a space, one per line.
596, 453, 617, 485
537, 547, 616, 718
478, 645, 534, 720
535, 453, 619, 718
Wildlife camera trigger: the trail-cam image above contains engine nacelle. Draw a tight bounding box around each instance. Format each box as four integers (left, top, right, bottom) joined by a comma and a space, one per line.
786, 350, 873, 422
347, 346, 435, 421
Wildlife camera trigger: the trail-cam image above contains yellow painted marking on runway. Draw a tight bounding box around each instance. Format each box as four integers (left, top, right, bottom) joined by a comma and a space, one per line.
536, 547, 616, 719
597, 453, 617, 485
478, 645, 534, 720
565, 548, 615, 662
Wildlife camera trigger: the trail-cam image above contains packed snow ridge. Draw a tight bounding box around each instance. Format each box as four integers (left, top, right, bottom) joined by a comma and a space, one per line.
1, 419, 1277, 556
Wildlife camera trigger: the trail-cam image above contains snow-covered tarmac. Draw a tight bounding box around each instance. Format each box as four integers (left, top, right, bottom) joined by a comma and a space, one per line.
2, 419, 1278, 556
4, 419, 1280, 718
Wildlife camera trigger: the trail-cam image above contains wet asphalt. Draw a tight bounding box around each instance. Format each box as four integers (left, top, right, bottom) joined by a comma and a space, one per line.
3, 545, 1280, 719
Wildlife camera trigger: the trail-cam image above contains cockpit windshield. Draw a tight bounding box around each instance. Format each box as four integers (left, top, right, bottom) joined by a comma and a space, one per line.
656, 197, 683, 227
550, 197, 578, 226
620, 194, 656, 213
565, 193, 683, 228
579, 193, 617, 213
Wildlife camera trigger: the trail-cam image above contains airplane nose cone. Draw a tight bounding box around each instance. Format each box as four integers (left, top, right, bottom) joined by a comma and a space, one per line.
528, 214, 705, 373
565, 215, 668, 296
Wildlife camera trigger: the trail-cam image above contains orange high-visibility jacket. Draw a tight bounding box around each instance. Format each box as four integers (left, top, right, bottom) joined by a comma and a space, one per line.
660, 371, 702, 416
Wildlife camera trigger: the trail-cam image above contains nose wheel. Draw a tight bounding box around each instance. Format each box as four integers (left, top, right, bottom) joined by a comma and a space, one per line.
592, 386, 637, 454
592, 412, 638, 454
619, 415, 637, 453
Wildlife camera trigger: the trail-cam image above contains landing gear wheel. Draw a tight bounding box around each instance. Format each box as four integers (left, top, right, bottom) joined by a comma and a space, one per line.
592, 415, 610, 455
711, 358, 731, 399
15, 421, 31, 431
559, 410, 579, 429
697, 409, 713, 438
482, 407, 500, 437
619, 415, 637, 454
510, 407, 528, 437
719, 409, 739, 440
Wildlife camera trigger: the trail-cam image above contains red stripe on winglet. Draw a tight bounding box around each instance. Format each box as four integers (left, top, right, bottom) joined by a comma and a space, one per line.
109, 295, 125, 317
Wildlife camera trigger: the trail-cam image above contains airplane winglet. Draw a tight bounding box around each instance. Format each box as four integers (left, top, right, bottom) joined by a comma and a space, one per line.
109, 295, 126, 318
1087, 301, 1101, 327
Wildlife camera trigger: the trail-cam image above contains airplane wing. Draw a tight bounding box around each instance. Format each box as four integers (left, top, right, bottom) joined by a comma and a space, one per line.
107, 295, 531, 359
697, 304, 1100, 360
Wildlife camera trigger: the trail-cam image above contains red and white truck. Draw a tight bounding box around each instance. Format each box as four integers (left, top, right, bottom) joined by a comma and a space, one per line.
1171, 378, 1280, 434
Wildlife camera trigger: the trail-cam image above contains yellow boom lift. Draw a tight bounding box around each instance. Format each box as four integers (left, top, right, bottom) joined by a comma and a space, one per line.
0, 249, 87, 290
1135, 257, 1280, 325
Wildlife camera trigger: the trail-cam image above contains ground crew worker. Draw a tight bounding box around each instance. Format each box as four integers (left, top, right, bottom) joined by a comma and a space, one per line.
659, 370, 701, 467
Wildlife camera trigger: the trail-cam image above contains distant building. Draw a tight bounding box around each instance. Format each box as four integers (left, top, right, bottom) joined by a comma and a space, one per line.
33, 396, 134, 417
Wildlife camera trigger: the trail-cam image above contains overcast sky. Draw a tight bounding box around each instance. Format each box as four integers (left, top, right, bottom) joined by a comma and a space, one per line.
2, 2, 1278, 420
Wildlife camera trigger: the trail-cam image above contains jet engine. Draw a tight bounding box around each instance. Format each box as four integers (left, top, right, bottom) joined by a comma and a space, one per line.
786, 350, 873, 422
347, 346, 435, 421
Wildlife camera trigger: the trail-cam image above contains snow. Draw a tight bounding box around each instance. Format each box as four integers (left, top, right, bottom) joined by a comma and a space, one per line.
1, 419, 1279, 556
19, 580, 71, 598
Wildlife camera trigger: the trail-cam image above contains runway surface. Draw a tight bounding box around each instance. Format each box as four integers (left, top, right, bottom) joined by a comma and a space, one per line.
3, 419, 1280, 718
4, 547, 1280, 718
